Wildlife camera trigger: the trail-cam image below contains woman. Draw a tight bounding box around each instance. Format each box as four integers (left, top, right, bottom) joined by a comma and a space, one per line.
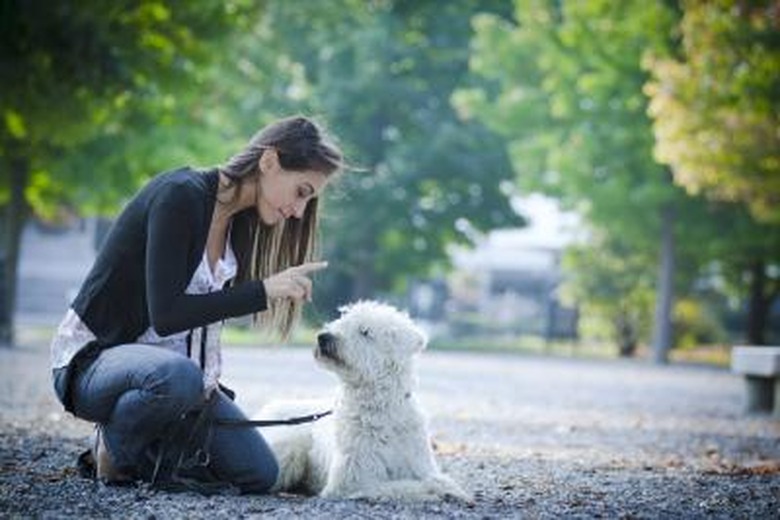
50, 115, 344, 493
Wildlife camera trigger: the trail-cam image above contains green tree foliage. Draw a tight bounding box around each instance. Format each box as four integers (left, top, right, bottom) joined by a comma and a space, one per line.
644, 0, 780, 344
8, 0, 771, 351
685, 202, 780, 344
560, 235, 656, 357
1, 0, 522, 340
645, 0, 780, 224
0, 0, 258, 343
55, 13, 305, 215
264, 0, 522, 313
457, 0, 696, 359
461, 0, 780, 349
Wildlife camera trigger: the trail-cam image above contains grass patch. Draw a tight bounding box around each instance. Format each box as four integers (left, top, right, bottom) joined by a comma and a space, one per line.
669, 344, 732, 368
429, 334, 616, 359
13, 324, 56, 347
14, 321, 732, 369
221, 324, 318, 348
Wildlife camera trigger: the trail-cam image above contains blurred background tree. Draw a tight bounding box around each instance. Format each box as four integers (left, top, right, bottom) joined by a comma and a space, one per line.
2, 0, 777, 358
0, 0, 258, 343
264, 0, 523, 315
559, 235, 656, 358
645, 0, 780, 345
455, 0, 689, 361
455, 0, 779, 359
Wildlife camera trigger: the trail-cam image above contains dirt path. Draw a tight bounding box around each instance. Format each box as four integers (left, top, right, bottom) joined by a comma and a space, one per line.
2, 338, 779, 518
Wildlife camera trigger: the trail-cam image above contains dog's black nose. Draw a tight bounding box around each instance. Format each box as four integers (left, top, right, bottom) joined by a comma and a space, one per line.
317, 332, 337, 359
318, 332, 335, 347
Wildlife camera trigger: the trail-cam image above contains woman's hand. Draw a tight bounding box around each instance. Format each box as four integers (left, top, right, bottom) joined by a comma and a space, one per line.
264, 261, 328, 303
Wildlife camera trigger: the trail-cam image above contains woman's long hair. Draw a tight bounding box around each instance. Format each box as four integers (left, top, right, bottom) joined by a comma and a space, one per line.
219, 115, 343, 338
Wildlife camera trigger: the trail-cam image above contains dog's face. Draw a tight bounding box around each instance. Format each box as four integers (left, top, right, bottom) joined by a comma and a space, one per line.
315, 301, 427, 384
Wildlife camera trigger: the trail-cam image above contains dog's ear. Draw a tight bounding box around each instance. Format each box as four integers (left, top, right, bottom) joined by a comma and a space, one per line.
337, 302, 354, 316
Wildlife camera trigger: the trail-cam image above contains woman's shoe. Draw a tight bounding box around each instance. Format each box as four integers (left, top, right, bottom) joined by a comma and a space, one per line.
94, 426, 134, 485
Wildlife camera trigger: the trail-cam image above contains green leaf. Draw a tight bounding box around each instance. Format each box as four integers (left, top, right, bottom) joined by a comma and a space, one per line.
4, 110, 27, 139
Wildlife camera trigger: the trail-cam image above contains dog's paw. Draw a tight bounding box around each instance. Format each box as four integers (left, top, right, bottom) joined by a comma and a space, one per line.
429, 474, 473, 504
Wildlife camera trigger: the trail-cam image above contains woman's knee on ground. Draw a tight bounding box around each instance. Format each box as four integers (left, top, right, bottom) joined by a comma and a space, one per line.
237, 456, 279, 495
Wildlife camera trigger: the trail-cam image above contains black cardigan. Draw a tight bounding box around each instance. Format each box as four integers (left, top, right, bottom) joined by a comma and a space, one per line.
72, 166, 268, 349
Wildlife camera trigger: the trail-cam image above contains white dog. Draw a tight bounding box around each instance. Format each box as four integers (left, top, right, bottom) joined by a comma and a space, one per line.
259, 301, 470, 502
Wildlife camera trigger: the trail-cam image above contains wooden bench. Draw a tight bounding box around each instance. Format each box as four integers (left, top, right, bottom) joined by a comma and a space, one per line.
731, 346, 780, 417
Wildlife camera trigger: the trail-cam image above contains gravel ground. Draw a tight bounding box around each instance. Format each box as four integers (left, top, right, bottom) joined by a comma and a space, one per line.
2, 335, 779, 519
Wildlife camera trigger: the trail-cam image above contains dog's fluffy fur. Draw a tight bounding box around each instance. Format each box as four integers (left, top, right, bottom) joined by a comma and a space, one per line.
259, 301, 470, 501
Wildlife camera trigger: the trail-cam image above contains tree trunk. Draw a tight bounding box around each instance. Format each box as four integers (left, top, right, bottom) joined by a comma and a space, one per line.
615, 309, 637, 357
651, 204, 675, 364
0, 153, 31, 346
746, 259, 768, 345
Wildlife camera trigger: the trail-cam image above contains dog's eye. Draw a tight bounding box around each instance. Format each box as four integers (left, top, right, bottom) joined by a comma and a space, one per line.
359, 326, 372, 339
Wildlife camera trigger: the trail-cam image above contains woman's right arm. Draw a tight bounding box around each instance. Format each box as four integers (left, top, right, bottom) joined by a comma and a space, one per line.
144, 187, 268, 336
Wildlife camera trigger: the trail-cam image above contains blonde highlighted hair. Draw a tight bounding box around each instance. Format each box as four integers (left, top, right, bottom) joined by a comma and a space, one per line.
219, 115, 343, 338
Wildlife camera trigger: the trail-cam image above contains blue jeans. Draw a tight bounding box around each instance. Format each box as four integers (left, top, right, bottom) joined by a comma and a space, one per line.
61, 343, 278, 493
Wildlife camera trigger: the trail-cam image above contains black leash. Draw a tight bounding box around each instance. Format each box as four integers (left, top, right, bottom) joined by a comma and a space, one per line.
214, 409, 333, 428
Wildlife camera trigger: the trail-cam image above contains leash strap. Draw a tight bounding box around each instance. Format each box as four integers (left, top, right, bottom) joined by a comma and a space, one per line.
214, 409, 333, 428
150, 392, 220, 487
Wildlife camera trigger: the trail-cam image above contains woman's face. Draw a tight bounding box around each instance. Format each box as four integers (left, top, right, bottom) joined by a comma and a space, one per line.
255, 149, 330, 226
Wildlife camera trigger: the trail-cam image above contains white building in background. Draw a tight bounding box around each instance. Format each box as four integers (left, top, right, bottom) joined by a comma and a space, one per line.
445, 194, 583, 339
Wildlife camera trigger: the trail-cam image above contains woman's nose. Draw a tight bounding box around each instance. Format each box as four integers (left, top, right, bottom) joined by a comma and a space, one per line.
292, 199, 307, 219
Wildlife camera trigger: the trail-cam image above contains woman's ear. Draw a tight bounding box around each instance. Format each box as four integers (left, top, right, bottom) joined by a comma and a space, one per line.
258, 147, 278, 176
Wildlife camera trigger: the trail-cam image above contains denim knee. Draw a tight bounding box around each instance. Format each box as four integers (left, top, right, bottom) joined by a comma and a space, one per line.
146, 356, 203, 409
242, 456, 279, 495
